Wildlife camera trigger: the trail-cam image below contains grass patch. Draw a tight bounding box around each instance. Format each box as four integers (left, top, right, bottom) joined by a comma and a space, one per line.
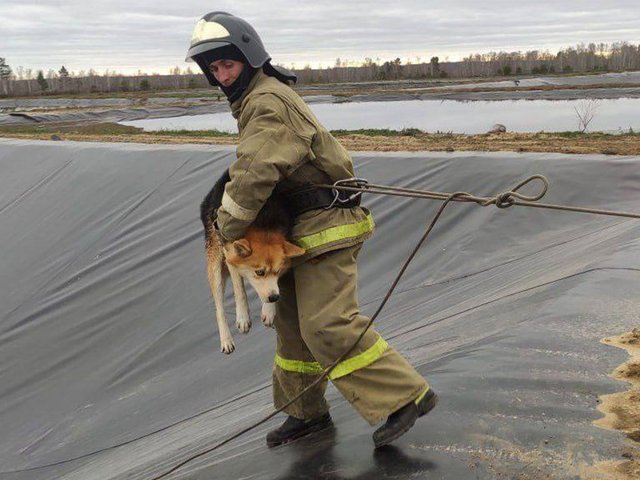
1, 124, 639, 155
153, 129, 236, 137
0, 123, 236, 137
330, 128, 424, 137
554, 130, 640, 138
0, 122, 143, 135
0, 90, 215, 101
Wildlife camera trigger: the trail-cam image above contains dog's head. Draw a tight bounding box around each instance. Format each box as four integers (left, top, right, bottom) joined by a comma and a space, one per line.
224, 230, 305, 303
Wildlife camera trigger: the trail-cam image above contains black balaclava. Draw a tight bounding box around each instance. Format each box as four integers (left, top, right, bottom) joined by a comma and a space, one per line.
199, 44, 257, 103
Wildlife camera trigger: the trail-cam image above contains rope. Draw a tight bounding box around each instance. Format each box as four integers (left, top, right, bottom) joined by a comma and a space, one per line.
321, 174, 640, 219
152, 174, 638, 479
152, 190, 466, 479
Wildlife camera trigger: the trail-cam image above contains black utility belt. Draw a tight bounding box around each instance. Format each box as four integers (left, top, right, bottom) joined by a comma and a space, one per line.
285, 186, 361, 217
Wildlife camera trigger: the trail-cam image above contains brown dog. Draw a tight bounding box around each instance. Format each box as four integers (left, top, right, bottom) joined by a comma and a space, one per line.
200, 171, 305, 354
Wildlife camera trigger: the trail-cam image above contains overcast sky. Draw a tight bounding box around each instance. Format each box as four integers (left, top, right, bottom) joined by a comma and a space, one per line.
2, 0, 640, 75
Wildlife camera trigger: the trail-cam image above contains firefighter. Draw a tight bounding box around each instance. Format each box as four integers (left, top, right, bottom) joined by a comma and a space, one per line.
186, 11, 437, 448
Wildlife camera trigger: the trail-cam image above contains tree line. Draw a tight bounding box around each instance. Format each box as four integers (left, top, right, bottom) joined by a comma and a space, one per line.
1, 42, 639, 97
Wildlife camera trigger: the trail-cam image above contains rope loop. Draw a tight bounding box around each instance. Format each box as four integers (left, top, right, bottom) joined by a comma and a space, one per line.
510, 174, 549, 202
482, 174, 549, 209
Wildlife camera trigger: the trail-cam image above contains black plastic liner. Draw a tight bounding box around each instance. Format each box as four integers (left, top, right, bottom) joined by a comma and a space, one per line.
0, 97, 225, 113
348, 86, 640, 102
0, 103, 229, 126
0, 140, 638, 479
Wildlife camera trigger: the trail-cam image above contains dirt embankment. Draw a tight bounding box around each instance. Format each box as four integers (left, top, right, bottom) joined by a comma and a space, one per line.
333, 131, 640, 155
589, 329, 640, 479
1, 123, 639, 155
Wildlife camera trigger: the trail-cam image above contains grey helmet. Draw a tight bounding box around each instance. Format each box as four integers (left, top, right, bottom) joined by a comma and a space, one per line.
185, 11, 296, 87
186, 12, 269, 67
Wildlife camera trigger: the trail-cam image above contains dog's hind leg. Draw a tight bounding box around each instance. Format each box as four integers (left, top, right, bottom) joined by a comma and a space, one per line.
228, 265, 251, 334
206, 248, 235, 354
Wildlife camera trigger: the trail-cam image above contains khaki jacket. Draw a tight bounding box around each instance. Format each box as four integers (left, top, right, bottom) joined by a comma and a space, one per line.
216, 69, 374, 259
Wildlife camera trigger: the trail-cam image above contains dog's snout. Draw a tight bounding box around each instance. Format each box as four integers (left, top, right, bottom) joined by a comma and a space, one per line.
268, 294, 280, 303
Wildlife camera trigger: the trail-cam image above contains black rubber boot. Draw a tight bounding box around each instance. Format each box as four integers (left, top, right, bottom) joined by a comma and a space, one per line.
266, 412, 333, 447
373, 389, 438, 448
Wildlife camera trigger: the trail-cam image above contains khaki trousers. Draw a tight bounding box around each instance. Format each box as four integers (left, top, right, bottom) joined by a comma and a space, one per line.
273, 244, 428, 425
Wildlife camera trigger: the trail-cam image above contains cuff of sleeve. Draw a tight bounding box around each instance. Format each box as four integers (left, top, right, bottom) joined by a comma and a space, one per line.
217, 209, 251, 241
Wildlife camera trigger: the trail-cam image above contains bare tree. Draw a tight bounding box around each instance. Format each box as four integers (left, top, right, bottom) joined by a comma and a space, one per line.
574, 99, 599, 132
0, 58, 13, 95
25, 68, 33, 94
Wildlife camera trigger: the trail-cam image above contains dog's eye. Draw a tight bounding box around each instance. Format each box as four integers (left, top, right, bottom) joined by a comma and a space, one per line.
255, 269, 266, 277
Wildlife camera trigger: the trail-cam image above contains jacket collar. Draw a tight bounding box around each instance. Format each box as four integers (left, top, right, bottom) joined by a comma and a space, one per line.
230, 68, 267, 119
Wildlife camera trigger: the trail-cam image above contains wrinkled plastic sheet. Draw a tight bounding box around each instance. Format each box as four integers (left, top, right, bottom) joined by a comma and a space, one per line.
424, 71, 640, 90
300, 71, 640, 102
0, 103, 228, 126
0, 95, 332, 114
297, 71, 640, 93
0, 139, 638, 479
344, 87, 640, 103
0, 114, 35, 126
0, 97, 226, 113
0, 96, 338, 127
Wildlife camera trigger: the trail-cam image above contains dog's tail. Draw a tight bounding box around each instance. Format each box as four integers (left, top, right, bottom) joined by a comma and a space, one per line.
200, 169, 231, 239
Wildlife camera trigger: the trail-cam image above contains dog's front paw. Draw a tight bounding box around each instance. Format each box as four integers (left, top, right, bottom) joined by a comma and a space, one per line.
261, 303, 276, 328
220, 336, 236, 354
236, 317, 252, 334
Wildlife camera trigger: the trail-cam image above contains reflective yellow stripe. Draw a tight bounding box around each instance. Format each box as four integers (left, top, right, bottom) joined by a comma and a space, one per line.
329, 336, 388, 380
414, 387, 429, 405
296, 213, 375, 250
274, 354, 323, 374
275, 336, 389, 380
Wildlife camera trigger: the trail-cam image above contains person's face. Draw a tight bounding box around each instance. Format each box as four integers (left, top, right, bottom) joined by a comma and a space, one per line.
209, 59, 244, 87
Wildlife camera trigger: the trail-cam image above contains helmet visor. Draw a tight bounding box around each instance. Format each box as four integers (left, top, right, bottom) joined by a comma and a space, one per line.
185, 41, 231, 62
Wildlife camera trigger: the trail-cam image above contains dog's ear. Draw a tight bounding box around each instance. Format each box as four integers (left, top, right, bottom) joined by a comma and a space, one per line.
233, 239, 252, 258
283, 241, 305, 258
